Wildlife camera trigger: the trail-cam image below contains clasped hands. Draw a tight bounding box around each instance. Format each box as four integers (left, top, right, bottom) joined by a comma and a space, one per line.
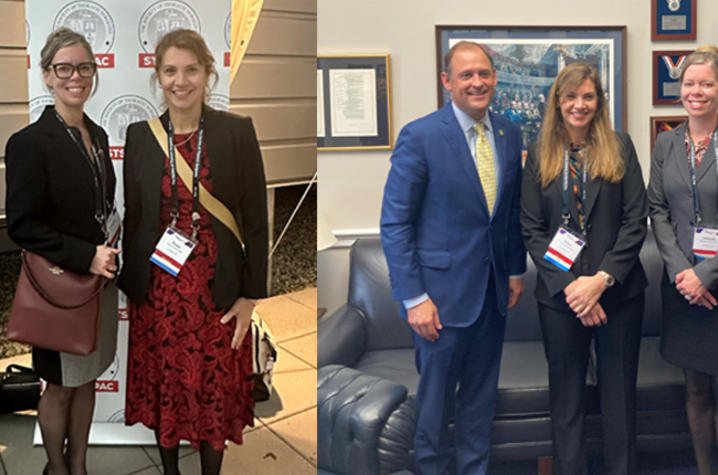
675, 268, 717, 310
563, 274, 607, 327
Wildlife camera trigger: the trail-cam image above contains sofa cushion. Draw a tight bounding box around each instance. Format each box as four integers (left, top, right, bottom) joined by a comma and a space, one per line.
348, 240, 414, 351
357, 349, 418, 394
495, 340, 552, 416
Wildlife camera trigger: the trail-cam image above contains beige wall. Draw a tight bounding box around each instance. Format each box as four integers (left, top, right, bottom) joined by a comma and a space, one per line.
0, 0, 317, 219
317, 0, 718, 314
0, 0, 29, 216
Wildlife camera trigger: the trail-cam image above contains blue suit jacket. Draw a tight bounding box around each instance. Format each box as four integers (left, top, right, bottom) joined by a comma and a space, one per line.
380, 102, 527, 327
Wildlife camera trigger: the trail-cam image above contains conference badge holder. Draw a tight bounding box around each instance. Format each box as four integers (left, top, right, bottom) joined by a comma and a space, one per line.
149, 226, 197, 277
544, 226, 586, 272
693, 226, 718, 260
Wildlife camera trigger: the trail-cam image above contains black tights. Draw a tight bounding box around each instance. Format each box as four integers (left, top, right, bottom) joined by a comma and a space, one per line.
685, 369, 718, 475
155, 432, 224, 475
38, 381, 95, 475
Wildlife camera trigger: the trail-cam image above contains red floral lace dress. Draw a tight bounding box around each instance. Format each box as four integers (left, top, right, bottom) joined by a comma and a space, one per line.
125, 132, 254, 451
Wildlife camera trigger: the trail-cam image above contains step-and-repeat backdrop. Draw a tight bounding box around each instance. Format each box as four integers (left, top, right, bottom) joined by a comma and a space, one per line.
26, 0, 232, 444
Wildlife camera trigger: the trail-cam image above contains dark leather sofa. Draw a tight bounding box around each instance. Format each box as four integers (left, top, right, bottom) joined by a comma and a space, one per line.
317, 231, 690, 474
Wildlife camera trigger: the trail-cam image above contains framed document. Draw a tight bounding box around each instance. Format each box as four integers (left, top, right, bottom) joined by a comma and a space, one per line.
317, 54, 393, 151
652, 50, 692, 105
650, 115, 686, 152
436, 25, 626, 149
651, 0, 696, 41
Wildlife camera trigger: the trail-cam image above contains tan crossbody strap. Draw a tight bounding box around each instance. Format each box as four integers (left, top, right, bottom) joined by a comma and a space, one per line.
147, 117, 246, 253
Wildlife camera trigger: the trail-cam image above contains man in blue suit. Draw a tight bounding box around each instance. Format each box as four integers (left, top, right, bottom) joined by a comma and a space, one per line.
380, 41, 526, 474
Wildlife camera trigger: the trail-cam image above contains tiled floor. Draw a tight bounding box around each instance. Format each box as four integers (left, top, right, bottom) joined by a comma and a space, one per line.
0, 287, 317, 475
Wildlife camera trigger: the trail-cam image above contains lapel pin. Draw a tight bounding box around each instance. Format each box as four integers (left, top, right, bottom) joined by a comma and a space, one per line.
499, 129, 504, 136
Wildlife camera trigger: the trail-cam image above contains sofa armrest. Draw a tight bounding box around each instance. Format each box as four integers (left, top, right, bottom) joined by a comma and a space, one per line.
318, 365, 411, 474
318, 304, 368, 367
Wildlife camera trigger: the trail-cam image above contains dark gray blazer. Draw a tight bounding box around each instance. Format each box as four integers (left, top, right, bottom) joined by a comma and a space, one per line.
117, 106, 268, 309
648, 122, 718, 288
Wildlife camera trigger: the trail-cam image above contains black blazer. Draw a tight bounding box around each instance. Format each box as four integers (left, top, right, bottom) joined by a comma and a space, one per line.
117, 106, 268, 309
520, 132, 648, 311
5, 106, 115, 273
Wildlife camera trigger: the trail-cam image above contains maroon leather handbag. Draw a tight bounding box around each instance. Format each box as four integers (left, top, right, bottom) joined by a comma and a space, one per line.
6, 251, 105, 355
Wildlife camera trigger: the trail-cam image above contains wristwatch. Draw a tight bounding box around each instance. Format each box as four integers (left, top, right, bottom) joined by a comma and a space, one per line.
599, 270, 615, 287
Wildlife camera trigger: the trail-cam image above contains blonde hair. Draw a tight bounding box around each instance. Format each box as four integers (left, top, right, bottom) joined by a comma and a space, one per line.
696, 44, 718, 57
679, 50, 718, 84
537, 62, 623, 187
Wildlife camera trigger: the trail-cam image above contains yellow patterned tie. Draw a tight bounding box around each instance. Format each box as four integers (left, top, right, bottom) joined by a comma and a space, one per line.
473, 122, 497, 216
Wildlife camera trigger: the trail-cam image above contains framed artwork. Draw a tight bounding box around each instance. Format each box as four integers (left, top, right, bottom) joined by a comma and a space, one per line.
650, 115, 686, 152
436, 25, 626, 149
317, 54, 393, 151
652, 50, 692, 105
651, 0, 696, 41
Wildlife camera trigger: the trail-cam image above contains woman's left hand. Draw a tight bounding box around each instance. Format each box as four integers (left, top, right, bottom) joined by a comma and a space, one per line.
220, 297, 256, 350
676, 269, 718, 309
564, 274, 607, 318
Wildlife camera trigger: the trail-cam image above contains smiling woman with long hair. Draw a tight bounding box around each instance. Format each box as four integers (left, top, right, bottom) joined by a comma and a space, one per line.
521, 62, 648, 474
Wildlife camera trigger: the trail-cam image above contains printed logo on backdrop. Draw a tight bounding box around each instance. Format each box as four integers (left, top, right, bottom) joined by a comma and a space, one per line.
53, 1, 116, 68
117, 291, 129, 321
208, 93, 229, 112
96, 354, 120, 392
138, 0, 201, 68
29, 96, 55, 123
223, 11, 231, 67
100, 95, 159, 159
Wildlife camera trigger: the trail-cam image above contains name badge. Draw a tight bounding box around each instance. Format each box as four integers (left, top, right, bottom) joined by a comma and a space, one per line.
544, 226, 586, 272
149, 226, 197, 276
693, 227, 718, 260
105, 208, 121, 248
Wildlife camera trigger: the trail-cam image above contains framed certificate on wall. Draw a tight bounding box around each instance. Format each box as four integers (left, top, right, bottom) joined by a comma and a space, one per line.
651, 0, 696, 41
317, 55, 393, 151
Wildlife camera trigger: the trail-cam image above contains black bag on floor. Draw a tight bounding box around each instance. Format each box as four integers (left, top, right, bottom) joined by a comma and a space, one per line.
0, 364, 41, 413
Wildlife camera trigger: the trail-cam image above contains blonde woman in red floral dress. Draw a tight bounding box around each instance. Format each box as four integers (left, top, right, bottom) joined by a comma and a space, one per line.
118, 29, 268, 475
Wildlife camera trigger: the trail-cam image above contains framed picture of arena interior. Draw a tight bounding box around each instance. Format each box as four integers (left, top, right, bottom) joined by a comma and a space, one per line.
435, 25, 627, 150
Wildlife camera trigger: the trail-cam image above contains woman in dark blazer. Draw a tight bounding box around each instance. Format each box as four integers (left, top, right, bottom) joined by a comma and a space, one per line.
5, 28, 119, 475
521, 62, 647, 475
118, 29, 267, 475
648, 50, 718, 475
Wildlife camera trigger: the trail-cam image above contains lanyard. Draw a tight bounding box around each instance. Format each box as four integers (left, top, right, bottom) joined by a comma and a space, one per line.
561, 149, 587, 233
54, 110, 109, 233
167, 116, 204, 240
688, 130, 718, 226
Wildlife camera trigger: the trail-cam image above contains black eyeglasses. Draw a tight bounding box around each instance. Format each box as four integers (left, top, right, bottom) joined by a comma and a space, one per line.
48, 62, 97, 79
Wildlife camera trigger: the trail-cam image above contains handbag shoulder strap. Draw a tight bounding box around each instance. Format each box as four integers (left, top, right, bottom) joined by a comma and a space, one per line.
146, 117, 246, 254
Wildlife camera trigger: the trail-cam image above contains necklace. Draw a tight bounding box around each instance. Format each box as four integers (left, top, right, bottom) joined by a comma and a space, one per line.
174, 130, 196, 147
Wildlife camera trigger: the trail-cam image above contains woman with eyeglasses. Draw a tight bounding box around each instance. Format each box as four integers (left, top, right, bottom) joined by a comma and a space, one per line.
4, 28, 119, 475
